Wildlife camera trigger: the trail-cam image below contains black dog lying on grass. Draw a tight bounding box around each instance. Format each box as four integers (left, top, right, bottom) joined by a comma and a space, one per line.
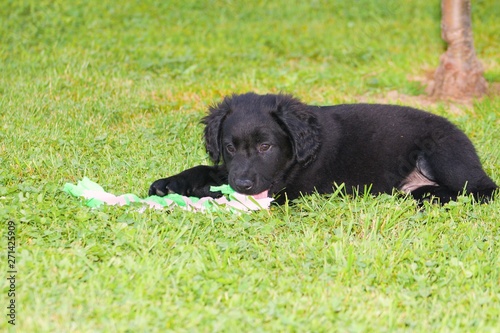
149, 93, 498, 204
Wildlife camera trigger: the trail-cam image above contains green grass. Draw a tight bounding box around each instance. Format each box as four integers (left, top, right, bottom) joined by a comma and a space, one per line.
1, 0, 500, 331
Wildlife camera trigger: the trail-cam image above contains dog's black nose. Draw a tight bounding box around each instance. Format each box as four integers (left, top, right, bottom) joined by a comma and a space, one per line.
234, 179, 254, 192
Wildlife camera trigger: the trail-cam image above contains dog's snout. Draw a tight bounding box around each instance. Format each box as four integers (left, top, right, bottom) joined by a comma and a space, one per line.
234, 179, 254, 192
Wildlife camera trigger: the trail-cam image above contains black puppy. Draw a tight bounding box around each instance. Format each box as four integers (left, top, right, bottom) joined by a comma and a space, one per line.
149, 93, 498, 204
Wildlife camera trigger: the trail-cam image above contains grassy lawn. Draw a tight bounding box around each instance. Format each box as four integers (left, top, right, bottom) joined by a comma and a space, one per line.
1, 0, 500, 331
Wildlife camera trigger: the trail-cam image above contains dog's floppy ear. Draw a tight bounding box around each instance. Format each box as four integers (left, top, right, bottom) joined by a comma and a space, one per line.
202, 96, 232, 164
271, 94, 321, 165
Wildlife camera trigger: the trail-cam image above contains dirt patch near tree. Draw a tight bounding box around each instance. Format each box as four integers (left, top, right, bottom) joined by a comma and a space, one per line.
358, 90, 470, 115
358, 68, 500, 116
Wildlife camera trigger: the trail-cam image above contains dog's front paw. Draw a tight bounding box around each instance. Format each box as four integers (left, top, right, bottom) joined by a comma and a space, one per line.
148, 177, 189, 197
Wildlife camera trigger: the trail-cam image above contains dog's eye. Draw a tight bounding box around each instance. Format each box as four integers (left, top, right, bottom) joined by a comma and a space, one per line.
226, 144, 236, 153
258, 144, 271, 152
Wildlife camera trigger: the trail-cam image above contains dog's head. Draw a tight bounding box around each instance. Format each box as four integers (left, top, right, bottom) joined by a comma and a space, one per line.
202, 93, 321, 196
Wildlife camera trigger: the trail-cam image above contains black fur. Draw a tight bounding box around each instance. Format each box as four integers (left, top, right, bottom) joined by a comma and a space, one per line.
149, 93, 498, 204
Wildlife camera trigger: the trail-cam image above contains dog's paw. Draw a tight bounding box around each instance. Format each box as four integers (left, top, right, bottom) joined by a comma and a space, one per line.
148, 177, 189, 197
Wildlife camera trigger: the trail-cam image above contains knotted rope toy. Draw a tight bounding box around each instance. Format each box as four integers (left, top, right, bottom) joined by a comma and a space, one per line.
63, 177, 273, 212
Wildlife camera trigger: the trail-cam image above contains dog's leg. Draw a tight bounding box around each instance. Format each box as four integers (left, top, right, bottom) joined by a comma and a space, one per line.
410, 185, 459, 204
418, 140, 498, 203
149, 165, 228, 198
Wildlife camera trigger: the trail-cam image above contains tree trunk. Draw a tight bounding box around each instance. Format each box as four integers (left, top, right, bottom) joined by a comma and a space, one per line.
428, 0, 487, 100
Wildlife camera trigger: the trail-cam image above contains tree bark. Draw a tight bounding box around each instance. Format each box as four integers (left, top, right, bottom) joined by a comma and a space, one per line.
428, 0, 487, 100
